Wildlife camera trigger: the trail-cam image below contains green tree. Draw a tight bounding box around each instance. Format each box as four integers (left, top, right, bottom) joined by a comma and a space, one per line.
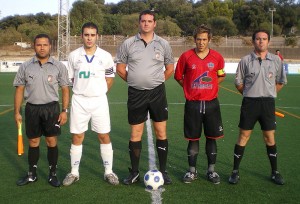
0, 27, 23, 44
87, 0, 105, 5
296, 6, 300, 34
70, 1, 104, 35
233, 1, 268, 35
18, 23, 55, 41
111, 0, 147, 14
120, 13, 139, 36
103, 14, 122, 34
0, 15, 24, 30
276, 5, 298, 35
206, 0, 234, 19
35, 12, 53, 26
208, 16, 238, 36
189, 6, 209, 35
174, 2, 194, 35
155, 17, 182, 36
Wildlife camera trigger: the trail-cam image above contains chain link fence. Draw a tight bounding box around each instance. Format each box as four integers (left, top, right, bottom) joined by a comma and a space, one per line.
70, 35, 300, 60
1, 35, 299, 60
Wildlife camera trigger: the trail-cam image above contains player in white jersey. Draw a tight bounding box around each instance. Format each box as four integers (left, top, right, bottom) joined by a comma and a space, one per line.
63, 22, 119, 186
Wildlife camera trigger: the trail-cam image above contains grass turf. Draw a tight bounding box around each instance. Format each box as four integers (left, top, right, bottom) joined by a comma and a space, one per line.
0, 73, 299, 203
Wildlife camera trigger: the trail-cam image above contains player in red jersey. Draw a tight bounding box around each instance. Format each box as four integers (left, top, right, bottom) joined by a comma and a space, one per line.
275, 49, 284, 61
174, 25, 226, 184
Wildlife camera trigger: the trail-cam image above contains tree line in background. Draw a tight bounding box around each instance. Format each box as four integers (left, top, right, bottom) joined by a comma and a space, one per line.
0, 0, 299, 45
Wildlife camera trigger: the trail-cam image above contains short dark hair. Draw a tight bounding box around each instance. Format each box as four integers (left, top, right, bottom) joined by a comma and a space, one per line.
139, 10, 156, 22
81, 22, 98, 34
193, 24, 212, 40
34, 34, 51, 45
276, 49, 280, 52
252, 29, 270, 41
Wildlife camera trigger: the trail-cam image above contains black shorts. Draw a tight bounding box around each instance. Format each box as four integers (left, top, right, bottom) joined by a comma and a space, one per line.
184, 98, 224, 140
239, 97, 276, 131
25, 101, 61, 139
127, 83, 168, 125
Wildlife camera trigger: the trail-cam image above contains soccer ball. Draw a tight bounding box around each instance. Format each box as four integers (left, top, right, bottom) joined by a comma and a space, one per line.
144, 170, 164, 190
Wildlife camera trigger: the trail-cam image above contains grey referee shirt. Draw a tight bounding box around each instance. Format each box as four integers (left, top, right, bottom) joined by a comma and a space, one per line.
116, 33, 174, 90
235, 52, 287, 98
13, 56, 69, 104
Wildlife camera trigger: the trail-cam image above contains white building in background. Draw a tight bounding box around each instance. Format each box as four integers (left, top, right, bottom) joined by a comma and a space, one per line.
14, 42, 31, 49
0, 61, 23, 72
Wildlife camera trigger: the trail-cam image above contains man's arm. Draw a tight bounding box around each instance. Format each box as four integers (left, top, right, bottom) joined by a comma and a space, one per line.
14, 86, 25, 127
164, 64, 174, 81
116, 63, 127, 82
58, 86, 69, 126
176, 79, 183, 87
276, 83, 284, 93
236, 84, 244, 94
105, 77, 114, 92
218, 76, 225, 84
217, 68, 226, 84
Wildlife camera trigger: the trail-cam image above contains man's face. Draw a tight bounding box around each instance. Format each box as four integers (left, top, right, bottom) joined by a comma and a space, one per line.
253, 32, 269, 53
34, 37, 51, 59
82, 27, 98, 49
139, 14, 156, 34
194, 32, 210, 52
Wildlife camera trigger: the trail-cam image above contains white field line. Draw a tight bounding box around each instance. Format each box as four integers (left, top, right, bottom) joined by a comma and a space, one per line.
146, 113, 157, 170
146, 112, 164, 204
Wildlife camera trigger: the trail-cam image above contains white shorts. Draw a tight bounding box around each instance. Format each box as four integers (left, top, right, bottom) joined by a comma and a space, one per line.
70, 94, 111, 134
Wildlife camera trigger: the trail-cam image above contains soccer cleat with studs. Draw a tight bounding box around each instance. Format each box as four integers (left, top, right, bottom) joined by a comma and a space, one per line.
183, 171, 198, 183
16, 172, 38, 186
207, 171, 220, 184
123, 168, 140, 185
104, 172, 119, 185
63, 173, 79, 186
162, 171, 172, 185
48, 172, 61, 187
271, 171, 284, 185
229, 170, 240, 184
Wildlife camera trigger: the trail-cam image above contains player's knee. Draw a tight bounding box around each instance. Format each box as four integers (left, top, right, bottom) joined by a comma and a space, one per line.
263, 136, 275, 146
45, 136, 57, 147
155, 133, 167, 140
98, 133, 111, 144
29, 138, 40, 147
72, 134, 84, 145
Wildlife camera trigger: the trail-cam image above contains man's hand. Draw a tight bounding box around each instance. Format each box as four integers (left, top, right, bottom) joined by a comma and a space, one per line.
58, 112, 68, 126
14, 113, 22, 128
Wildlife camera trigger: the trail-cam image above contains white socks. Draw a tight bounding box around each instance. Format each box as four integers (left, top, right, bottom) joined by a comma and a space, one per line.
100, 143, 114, 175
70, 144, 82, 176
69, 143, 114, 176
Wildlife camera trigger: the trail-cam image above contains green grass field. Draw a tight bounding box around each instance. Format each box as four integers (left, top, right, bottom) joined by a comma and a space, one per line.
0, 73, 300, 203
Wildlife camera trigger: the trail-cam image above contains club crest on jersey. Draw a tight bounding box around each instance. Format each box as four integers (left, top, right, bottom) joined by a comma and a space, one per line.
207, 62, 215, 71
47, 75, 53, 82
268, 72, 273, 79
155, 52, 161, 60
192, 64, 196, 69
192, 71, 212, 89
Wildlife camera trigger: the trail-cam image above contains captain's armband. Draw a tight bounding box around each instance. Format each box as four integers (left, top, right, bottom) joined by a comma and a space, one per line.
217, 69, 225, 77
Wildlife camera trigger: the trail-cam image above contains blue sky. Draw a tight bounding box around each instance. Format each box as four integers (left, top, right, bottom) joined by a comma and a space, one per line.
0, 0, 120, 19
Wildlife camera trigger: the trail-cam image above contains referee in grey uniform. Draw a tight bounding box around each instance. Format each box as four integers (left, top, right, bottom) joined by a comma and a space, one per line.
14, 34, 69, 187
116, 9, 174, 185
228, 29, 287, 185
